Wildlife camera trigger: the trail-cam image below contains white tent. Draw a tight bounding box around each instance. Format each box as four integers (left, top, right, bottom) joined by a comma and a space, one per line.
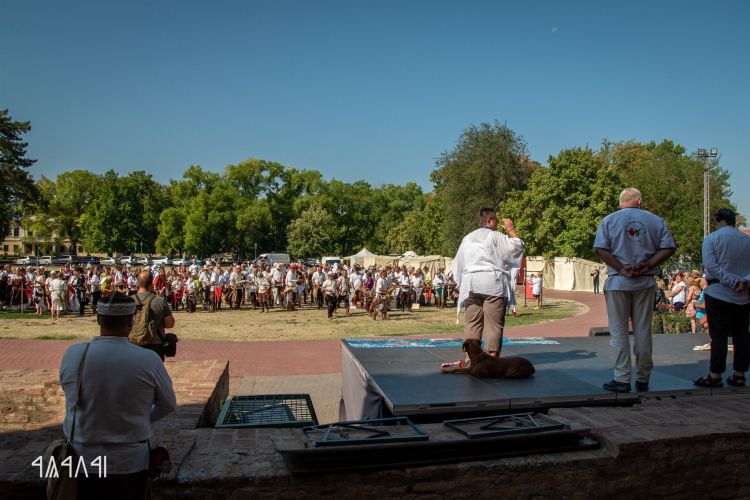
349, 247, 377, 266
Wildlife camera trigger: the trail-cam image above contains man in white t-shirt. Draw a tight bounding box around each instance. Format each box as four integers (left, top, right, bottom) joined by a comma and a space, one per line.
594, 187, 676, 393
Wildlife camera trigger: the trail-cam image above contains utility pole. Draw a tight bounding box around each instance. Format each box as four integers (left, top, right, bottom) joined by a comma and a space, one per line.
697, 149, 717, 238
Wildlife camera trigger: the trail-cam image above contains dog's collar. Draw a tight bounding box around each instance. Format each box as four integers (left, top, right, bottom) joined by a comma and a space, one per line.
470, 351, 486, 362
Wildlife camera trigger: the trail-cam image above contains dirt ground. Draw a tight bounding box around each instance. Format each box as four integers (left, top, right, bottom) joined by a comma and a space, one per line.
0, 293, 586, 342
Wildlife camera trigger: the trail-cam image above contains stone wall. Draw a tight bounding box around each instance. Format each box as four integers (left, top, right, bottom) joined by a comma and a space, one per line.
0, 360, 229, 499
153, 394, 750, 500
0, 369, 65, 431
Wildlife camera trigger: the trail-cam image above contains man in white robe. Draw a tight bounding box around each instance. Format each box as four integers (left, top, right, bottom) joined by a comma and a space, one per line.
452, 208, 523, 360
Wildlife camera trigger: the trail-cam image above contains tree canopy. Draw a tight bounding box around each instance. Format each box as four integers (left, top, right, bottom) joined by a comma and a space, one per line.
12, 114, 741, 266
431, 120, 537, 254
1, 110, 38, 238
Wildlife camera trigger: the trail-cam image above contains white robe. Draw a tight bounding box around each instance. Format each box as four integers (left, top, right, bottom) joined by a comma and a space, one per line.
452, 227, 524, 323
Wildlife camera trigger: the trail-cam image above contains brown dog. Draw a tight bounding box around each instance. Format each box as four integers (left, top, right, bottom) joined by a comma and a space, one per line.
441, 338, 535, 379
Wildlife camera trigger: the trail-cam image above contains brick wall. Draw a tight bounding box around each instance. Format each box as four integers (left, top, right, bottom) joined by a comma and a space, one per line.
0, 360, 229, 499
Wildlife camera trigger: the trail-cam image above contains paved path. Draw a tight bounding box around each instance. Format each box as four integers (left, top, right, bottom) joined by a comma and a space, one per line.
0, 289, 606, 376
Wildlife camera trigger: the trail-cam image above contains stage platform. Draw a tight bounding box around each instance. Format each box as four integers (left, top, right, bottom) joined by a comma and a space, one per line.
341, 333, 749, 421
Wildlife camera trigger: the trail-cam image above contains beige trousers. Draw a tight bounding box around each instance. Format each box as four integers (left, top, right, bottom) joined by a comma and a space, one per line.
604, 287, 655, 384
464, 292, 507, 352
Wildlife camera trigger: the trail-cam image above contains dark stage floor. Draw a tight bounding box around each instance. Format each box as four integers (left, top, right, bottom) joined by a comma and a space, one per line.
341, 333, 749, 418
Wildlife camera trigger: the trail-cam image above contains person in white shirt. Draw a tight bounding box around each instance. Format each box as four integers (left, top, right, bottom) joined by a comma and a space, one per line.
198, 266, 211, 310
284, 264, 298, 308
531, 274, 543, 310
373, 270, 390, 320
337, 269, 351, 316
88, 268, 102, 315
694, 209, 750, 388
398, 271, 412, 312
311, 266, 324, 309
666, 272, 687, 311
270, 264, 283, 307
321, 272, 337, 320
209, 267, 220, 312
412, 269, 424, 306
594, 187, 676, 393
59, 292, 176, 498
452, 208, 523, 361
49, 270, 67, 319
127, 273, 138, 296
433, 270, 446, 309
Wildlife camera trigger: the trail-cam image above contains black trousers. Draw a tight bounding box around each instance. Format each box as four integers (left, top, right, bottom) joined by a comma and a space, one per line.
326, 294, 336, 318
316, 289, 324, 309
705, 294, 750, 374
77, 291, 86, 316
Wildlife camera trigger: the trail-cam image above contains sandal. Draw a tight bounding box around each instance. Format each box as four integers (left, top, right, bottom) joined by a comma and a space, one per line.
693, 374, 724, 387
727, 374, 746, 387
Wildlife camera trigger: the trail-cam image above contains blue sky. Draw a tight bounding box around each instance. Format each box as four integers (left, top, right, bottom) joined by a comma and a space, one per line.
2, 0, 748, 217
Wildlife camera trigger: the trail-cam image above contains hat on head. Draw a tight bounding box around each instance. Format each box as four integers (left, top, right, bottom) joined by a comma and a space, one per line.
290, 263, 297, 268
714, 208, 736, 226
50, 270, 57, 275
691, 270, 701, 278
97, 292, 137, 316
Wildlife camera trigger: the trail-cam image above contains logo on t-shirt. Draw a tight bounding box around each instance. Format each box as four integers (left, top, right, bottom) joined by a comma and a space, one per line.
625, 221, 646, 242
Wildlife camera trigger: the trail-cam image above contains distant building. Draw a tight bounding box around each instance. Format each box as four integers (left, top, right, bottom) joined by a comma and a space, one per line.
2, 219, 81, 257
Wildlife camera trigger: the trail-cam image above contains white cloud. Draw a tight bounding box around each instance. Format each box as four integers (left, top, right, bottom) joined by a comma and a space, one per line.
551, 27, 558, 33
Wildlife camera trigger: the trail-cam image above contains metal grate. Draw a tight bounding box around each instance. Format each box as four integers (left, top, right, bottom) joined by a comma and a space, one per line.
302, 417, 428, 447
443, 412, 565, 439
216, 394, 318, 428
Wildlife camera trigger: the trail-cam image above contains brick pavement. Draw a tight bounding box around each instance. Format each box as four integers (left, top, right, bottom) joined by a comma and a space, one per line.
0, 289, 606, 377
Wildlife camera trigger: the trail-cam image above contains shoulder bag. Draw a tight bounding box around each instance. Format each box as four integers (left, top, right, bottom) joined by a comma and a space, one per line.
43, 343, 89, 500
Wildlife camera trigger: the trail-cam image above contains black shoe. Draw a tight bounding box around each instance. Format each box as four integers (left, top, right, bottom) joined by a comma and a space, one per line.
603, 379, 631, 393
635, 380, 649, 391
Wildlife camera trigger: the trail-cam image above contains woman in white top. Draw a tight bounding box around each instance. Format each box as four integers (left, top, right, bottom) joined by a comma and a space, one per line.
532, 274, 543, 310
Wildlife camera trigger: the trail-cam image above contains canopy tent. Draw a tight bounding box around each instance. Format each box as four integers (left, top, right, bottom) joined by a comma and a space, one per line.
363, 255, 401, 269
524, 256, 607, 293
398, 255, 451, 277
348, 247, 377, 266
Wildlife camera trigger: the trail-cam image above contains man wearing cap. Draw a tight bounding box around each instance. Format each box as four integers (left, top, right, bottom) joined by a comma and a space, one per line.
694, 209, 750, 388
594, 187, 676, 393
59, 291, 176, 498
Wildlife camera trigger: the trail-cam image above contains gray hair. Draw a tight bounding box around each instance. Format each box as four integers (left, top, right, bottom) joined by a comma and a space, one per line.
619, 187, 642, 206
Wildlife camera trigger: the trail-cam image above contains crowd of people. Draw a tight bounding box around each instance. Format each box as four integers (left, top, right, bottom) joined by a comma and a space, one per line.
0, 259, 462, 320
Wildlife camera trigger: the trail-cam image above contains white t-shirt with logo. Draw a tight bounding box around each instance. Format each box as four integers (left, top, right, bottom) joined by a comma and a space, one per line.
593, 207, 676, 291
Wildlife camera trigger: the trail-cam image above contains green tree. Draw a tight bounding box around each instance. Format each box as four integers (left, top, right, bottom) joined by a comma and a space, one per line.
501, 147, 624, 260
155, 207, 187, 256
286, 203, 333, 259
600, 139, 737, 264
431, 120, 535, 254
0, 110, 38, 237
84, 171, 169, 255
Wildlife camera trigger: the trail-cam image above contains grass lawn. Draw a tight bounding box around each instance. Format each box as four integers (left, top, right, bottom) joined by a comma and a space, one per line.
0, 293, 586, 342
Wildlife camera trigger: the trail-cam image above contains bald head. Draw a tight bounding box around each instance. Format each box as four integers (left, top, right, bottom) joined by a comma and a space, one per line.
137, 271, 153, 291
619, 187, 642, 207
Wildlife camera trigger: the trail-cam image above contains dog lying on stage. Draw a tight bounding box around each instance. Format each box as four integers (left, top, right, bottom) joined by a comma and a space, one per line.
441, 338, 535, 379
